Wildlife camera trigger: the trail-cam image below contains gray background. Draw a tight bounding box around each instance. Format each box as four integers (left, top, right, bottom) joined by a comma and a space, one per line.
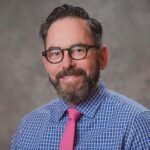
0, 0, 150, 149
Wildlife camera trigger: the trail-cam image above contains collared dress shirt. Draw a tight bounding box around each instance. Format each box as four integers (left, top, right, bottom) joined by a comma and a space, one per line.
10, 81, 150, 150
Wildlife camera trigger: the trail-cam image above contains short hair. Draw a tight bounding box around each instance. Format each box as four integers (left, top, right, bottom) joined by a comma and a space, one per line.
39, 4, 103, 47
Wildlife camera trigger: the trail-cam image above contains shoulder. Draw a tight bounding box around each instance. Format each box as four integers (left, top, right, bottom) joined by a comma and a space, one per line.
100, 89, 150, 126
10, 98, 61, 149
20, 98, 60, 127
105, 90, 149, 113
102, 90, 150, 148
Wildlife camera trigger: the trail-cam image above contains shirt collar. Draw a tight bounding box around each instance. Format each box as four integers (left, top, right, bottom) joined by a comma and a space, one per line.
52, 80, 107, 121
51, 98, 69, 122
76, 80, 107, 118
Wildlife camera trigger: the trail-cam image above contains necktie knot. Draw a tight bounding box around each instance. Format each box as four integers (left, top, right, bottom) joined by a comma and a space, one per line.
67, 108, 81, 122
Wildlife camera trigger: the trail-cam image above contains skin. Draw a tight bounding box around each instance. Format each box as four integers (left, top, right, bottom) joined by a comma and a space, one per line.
42, 17, 108, 106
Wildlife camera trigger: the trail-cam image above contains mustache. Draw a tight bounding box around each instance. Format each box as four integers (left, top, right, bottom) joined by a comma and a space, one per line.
56, 68, 86, 79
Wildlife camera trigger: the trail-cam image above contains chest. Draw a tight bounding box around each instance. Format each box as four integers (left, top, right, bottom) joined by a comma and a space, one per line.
21, 118, 127, 150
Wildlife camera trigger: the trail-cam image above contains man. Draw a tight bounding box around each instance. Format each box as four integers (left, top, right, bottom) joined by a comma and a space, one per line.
11, 4, 150, 150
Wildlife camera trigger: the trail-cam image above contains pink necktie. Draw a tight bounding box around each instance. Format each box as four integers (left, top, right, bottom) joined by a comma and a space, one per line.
59, 108, 81, 150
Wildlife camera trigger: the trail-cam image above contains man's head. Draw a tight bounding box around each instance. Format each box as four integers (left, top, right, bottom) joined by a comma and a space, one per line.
40, 4, 108, 105
40, 4, 103, 48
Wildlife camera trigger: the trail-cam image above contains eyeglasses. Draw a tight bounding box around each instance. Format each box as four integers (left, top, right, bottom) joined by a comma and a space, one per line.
42, 43, 99, 64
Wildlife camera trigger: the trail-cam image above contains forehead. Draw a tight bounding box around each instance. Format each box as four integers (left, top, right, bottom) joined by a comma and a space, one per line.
45, 17, 93, 48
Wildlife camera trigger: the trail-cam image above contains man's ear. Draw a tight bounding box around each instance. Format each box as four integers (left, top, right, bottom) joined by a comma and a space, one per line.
42, 56, 47, 64
99, 46, 108, 70
42, 57, 49, 73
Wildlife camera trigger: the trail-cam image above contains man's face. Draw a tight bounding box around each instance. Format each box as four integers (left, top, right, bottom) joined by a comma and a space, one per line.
43, 17, 105, 105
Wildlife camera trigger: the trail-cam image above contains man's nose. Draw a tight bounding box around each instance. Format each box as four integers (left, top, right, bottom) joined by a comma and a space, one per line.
61, 51, 75, 69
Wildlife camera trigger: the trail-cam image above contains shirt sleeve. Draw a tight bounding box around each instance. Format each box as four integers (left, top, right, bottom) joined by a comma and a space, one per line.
10, 123, 21, 150
125, 111, 150, 150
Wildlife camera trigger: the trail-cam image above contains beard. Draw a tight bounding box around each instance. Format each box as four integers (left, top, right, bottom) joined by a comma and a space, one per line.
48, 58, 100, 105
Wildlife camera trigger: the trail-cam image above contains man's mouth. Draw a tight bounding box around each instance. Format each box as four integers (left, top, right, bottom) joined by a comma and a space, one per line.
56, 68, 86, 80
60, 75, 80, 80
59, 75, 83, 86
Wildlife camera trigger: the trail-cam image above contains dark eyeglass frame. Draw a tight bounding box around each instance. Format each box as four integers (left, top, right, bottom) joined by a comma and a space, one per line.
42, 43, 99, 64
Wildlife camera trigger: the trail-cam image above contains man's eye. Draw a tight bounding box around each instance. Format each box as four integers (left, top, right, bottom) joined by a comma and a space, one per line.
76, 49, 84, 52
72, 47, 85, 54
47, 50, 62, 58
51, 51, 61, 56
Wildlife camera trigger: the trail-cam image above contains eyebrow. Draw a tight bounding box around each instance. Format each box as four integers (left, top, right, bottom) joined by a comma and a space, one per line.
46, 42, 93, 51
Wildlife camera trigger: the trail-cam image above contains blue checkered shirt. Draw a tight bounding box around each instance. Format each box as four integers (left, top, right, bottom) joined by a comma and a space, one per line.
10, 81, 150, 150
